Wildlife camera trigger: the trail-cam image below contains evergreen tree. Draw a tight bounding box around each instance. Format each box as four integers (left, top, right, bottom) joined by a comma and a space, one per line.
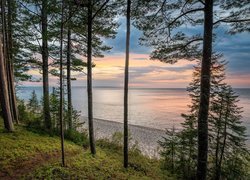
123, 0, 131, 168
59, 0, 65, 166
158, 126, 179, 175
159, 56, 249, 179
74, 0, 119, 155
0, 34, 14, 132
134, 1, 250, 178
6, 0, 19, 124
50, 87, 61, 129
18, 0, 61, 132
0, 0, 20, 125
28, 90, 40, 114
210, 85, 249, 179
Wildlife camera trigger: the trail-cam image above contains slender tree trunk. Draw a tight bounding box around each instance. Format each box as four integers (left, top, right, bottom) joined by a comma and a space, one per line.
41, 0, 51, 131
67, 7, 72, 131
7, 0, 19, 124
197, 0, 213, 179
59, 0, 65, 167
0, 37, 14, 132
215, 97, 229, 180
123, 0, 131, 168
215, 97, 224, 179
87, 0, 96, 155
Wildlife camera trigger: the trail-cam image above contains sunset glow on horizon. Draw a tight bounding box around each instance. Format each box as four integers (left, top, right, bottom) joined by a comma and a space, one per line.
23, 52, 250, 88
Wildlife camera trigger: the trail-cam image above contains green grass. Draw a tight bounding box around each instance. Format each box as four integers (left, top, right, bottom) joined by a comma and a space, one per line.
0, 122, 80, 177
0, 119, 174, 179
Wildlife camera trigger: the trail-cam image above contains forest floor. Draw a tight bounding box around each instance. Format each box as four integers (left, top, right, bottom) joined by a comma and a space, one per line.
0, 120, 174, 179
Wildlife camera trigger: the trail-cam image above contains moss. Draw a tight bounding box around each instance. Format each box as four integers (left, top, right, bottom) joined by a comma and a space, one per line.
0, 121, 80, 171
0, 119, 173, 179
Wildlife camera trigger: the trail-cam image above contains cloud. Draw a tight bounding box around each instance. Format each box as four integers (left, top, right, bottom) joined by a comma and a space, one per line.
84, 55, 196, 88
23, 18, 250, 88
104, 17, 151, 55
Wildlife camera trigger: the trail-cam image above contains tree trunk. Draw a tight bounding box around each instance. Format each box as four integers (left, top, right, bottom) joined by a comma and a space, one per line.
67, 7, 72, 131
59, 0, 65, 167
215, 97, 224, 179
7, 0, 19, 124
87, 0, 96, 155
123, 0, 131, 168
1, 0, 14, 122
215, 97, 229, 180
197, 0, 213, 179
41, 0, 51, 131
0, 37, 14, 132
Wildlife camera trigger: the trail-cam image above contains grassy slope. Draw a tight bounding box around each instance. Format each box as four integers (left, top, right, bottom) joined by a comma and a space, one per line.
0, 120, 173, 179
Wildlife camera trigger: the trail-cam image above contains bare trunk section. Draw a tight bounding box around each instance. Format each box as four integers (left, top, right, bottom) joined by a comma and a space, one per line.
123, 0, 131, 168
215, 97, 224, 179
87, 0, 96, 155
67, 7, 72, 131
41, 0, 51, 131
197, 0, 213, 179
215, 97, 229, 180
0, 37, 14, 132
1, 0, 14, 122
59, 0, 65, 167
7, 0, 19, 124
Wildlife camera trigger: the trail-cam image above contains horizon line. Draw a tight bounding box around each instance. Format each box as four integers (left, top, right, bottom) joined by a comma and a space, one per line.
18, 85, 250, 89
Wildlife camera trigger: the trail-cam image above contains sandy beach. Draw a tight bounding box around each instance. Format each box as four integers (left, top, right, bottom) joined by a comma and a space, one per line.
81, 117, 165, 158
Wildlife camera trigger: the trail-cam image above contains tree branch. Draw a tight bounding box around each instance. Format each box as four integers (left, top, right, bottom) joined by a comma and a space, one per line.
151, 0, 167, 22
198, 0, 205, 5
169, 8, 204, 26
92, 0, 110, 20
18, 1, 40, 17
182, 38, 203, 49
213, 18, 250, 26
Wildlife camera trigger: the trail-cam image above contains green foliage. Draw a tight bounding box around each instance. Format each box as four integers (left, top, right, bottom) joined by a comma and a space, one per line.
0, 120, 79, 172
112, 131, 125, 146
49, 87, 82, 131
17, 90, 88, 147
17, 92, 43, 130
0, 120, 170, 179
18, 99, 37, 123
159, 56, 250, 179
64, 129, 89, 148
210, 85, 249, 179
133, 0, 249, 63
97, 131, 140, 154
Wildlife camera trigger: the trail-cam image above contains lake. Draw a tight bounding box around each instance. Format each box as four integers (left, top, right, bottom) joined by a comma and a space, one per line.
18, 87, 250, 137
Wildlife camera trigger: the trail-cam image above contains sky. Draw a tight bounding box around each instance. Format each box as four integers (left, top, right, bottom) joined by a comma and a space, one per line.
25, 18, 250, 88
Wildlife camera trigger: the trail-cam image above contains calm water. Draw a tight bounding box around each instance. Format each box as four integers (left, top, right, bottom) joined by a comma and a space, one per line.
17, 87, 250, 136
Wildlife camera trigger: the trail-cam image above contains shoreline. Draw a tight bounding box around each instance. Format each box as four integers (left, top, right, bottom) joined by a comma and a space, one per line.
80, 117, 250, 158
81, 117, 166, 158
92, 117, 167, 132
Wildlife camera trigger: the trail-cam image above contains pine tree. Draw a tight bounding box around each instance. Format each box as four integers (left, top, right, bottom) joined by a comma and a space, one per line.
6, 0, 19, 124
158, 126, 179, 175
160, 55, 227, 179
66, 1, 73, 131
8, 0, 31, 82
159, 56, 249, 179
123, 0, 131, 168
28, 90, 40, 114
50, 88, 60, 129
74, 0, 119, 155
0, 35, 14, 132
210, 85, 249, 179
134, 1, 250, 178
18, 0, 61, 132
59, 0, 65, 167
